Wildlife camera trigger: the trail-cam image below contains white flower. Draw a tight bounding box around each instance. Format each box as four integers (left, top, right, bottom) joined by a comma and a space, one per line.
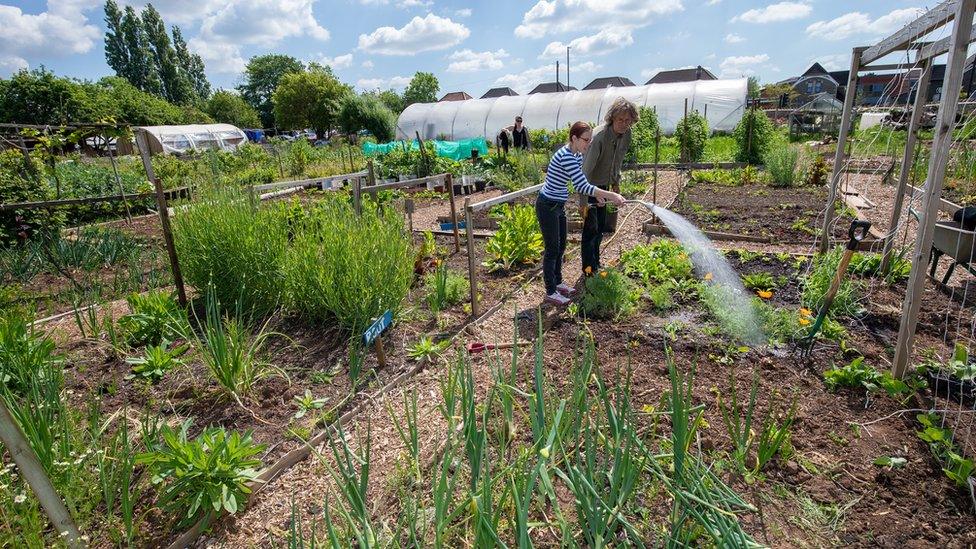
14, 494, 26, 504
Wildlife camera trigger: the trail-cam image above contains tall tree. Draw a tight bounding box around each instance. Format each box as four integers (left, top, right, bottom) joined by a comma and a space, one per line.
371, 89, 405, 114
238, 54, 304, 129
272, 64, 350, 135
172, 26, 210, 100
338, 94, 396, 142
206, 90, 260, 128
119, 5, 162, 96
103, 0, 129, 80
142, 4, 192, 104
403, 72, 438, 106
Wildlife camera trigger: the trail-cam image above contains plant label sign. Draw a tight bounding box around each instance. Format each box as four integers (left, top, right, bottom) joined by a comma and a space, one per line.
362, 310, 392, 347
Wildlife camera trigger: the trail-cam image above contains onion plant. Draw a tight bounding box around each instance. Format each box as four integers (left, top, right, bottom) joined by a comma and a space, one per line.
322, 422, 377, 547
386, 388, 421, 484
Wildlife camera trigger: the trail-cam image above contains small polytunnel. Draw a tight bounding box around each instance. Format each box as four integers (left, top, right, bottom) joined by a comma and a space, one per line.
135, 124, 248, 155
396, 78, 748, 141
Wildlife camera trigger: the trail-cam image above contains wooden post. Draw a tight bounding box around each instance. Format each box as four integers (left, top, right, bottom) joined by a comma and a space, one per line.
135, 130, 187, 307
681, 98, 689, 162
0, 399, 84, 548
273, 142, 284, 178
464, 198, 479, 317
653, 127, 660, 224
745, 100, 754, 162
348, 146, 355, 173
447, 174, 461, 253
882, 59, 932, 273
106, 140, 132, 222
374, 337, 387, 369
366, 159, 377, 204
703, 103, 708, 121
820, 47, 864, 253
893, 0, 976, 379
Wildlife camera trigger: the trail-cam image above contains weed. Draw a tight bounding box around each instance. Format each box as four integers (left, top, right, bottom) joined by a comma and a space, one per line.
118, 289, 190, 346
125, 341, 188, 383
483, 204, 543, 271
425, 261, 468, 313
407, 335, 448, 362
293, 390, 327, 419
579, 268, 640, 319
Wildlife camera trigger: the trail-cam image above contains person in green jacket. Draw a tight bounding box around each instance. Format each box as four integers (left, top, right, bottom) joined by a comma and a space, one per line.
580, 97, 638, 273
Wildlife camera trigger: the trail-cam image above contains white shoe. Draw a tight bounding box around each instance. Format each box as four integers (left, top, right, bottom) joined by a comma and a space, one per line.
544, 292, 571, 306
556, 283, 578, 297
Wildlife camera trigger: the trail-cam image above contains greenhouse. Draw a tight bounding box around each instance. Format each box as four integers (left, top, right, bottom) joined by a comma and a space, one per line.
122, 123, 248, 155
396, 78, 748, 141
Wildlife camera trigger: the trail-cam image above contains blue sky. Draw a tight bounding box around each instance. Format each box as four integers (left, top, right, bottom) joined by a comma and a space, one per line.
0, 1, 935, 97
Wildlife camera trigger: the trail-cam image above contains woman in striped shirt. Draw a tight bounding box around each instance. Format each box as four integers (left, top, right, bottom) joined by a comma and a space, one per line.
537, 121, 625, 306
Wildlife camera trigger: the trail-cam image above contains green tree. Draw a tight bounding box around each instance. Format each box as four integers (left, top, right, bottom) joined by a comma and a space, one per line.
272, 64, 350, 135
747, 76, 761, 99
172, 26, 210, 100
206, 90, 261, 128
238, 54, 304, 128
0, 69, 104, 125
337, 94, 396, 141
374, 89, 405, 114
103, 0, 128, 80
120, 5, 162, 96
733, 108, 775, 164
142, 4, 193, 104
403, 72, 438, 106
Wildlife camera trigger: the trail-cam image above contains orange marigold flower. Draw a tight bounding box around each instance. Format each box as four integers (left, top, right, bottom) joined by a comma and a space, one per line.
703, 272, 713, 281
585, 266, 593, 275
600, 271, 608, 278
798, 317, 811, 326
757, 290, 773, 299
800, 307, 812, 317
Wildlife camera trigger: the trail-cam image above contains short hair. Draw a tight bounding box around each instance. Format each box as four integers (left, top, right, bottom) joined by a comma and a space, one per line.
604, 97, 639, 125
569, 121, 591, 141
515, 116, 523, 122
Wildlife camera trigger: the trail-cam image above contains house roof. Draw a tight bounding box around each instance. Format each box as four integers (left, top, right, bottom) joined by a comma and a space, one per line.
828, 71, 849, 85
644, 66, 716, 85
529, 82, 577, 94
802, 62, 831, 77
582, 76, 636, 90
481, 87, 519, 98
439, 91, 472, 102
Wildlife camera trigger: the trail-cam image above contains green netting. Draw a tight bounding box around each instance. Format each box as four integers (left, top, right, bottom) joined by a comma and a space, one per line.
362, 138, 488, 160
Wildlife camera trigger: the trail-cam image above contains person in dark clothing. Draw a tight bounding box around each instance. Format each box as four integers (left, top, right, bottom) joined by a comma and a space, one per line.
512, 116, 530, 150
580, 97, 638, 274
497, 128, 511, 154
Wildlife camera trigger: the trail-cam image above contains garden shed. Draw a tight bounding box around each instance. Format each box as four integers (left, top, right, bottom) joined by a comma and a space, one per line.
396, 78, 748, 141
122, 123, 248, 155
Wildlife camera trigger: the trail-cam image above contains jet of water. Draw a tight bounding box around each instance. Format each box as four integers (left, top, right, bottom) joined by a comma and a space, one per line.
625, 200, 766, 345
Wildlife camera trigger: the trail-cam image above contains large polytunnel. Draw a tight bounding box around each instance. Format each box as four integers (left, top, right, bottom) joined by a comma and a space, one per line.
396, 78, 748, 141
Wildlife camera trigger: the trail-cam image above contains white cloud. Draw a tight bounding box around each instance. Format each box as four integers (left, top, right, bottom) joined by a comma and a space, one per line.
200, 0, 329, 46
187, 38, 246, 74
362, 60, 375, 69
640, 65, 694, 81
455, 8, 472, 17
318, 53, 354, 69
447, 49, 509, 72
358, 0, 432, 7
719, 54, 770, 78
0, 1, 101, 72
724, 33, 745, 44
357, 75, 412, 91
540, 28, 634, 58
117, 0, 224, 25
806, 8, 925, 41
811, 53, 849, 71
732, 2, 812, 24
494, 61, 600, 94
0, 54, 28, 76
359, 14, 470, 55
706, 0, 721, 5
705, 53, 717, 60
515, 0, 683, 38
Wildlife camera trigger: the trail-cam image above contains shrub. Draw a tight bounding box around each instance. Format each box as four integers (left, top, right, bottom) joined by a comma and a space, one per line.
628, 106, 660, 162
579, 268, 640, 319
619, 240, 693, 285
733, 109, 775, 164
285, 139, 314, 176
484, 204, 544, 272
675, 110, 708, 162
136, 421, 264, 526
337, 94, 396, 142
118, 289, 190, 346
425, 260, 469, 313
283, 200, 413, 332
764, 145, 805, 187
173, 187, 287, 316
0, 150, 64, 244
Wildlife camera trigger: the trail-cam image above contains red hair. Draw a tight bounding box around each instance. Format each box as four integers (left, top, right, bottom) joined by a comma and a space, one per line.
569, 121, 591, 142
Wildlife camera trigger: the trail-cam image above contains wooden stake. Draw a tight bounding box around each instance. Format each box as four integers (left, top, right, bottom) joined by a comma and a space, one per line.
366, 158, 377, 204
821, 47, 864, 253
681, 98, 689, 162
893, 0, 976, 379
882, 59, 932, 273
374, 337, 387, 369
0, 399, 84, 548
653, 127, 660, 224
348, 146, 355, 172
107, 142, 132, 223
135, 130, 187, 307
464, 198, 479, 317
447, 173, 461, 253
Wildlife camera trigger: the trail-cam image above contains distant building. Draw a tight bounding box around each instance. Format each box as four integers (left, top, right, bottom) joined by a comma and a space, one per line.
582, 76, 636, 90
481, 87, 519, 98
439, 91, 472, 102
645, 66, 716, 85
529, 82, 577, 94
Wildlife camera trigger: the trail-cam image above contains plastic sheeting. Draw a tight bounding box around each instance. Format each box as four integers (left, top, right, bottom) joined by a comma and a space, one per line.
136, 124, 248, 155
397, 78, 748, 141
362, 138, 489, 160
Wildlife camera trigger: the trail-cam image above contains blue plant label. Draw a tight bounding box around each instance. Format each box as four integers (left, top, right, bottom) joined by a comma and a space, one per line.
362, 310, 392, 346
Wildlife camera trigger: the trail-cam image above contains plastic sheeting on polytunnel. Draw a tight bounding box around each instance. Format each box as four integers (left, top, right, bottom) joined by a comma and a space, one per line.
397, 78, 748, 141
135, 124, 248, 155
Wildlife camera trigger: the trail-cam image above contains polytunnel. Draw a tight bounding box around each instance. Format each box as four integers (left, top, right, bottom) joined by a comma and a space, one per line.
396, 78, 748, 141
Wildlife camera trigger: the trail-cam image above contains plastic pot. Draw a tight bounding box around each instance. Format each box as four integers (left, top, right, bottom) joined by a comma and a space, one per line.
928, 370, 976, 403
603, 209, 619, 234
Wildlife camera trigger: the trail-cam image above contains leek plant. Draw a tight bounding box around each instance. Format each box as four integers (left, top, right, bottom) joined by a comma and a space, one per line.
386, 388, 421, 484
322, 422, 377, 547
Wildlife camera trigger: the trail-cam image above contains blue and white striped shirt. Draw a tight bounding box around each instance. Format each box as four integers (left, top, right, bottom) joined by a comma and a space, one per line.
540, 145, 597, 202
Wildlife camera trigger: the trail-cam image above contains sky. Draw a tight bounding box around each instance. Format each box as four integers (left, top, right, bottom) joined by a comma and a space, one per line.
0, 1, 939, 97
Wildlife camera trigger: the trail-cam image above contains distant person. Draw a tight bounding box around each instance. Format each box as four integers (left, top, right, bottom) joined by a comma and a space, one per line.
580, 97, 638, 274
512, 116, 530, 150
537, 121, 626, 306
496, 127, 511, 154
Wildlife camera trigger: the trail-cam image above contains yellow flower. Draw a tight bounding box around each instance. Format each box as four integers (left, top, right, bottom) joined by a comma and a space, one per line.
798, 317, 811, 326
641, 404, 655, 414
600, 271, 608, 278
800, 307, 812, 317
757, 290, 773, 299
585, 266, 593, 275
703, 272, 713, 281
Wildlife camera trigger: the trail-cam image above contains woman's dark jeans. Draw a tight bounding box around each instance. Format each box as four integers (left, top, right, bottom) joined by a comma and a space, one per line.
536, 194, 567, 295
